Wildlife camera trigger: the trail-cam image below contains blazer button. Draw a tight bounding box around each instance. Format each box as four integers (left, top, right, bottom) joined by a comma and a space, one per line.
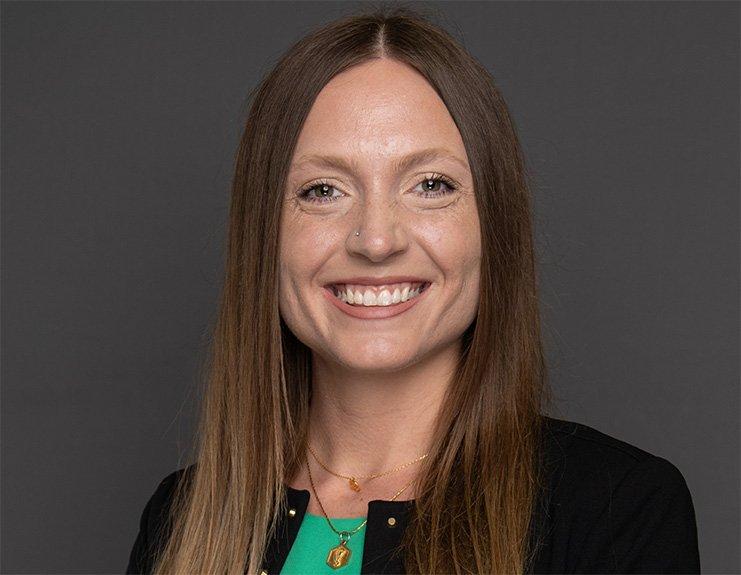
288, 508, 296, 517
387, 516, 397, 527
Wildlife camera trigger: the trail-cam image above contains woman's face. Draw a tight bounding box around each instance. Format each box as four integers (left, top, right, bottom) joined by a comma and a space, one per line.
279, 58, 481, 372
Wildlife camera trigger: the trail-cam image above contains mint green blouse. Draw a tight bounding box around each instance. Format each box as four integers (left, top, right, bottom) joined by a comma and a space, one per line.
280, 512, 367, 574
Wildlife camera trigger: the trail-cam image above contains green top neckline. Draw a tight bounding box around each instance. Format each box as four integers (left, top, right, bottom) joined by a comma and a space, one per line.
304, 510, 367, 522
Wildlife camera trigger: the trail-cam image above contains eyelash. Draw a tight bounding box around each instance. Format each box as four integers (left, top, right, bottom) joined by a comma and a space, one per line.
297, 173, 459, 204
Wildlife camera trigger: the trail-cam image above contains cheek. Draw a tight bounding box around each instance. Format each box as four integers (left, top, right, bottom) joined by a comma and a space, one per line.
278, 213, 336, 299
278, 214, 305, 304
458, 210, 482, 279
431, 212, 481, 315
428, 219, 481, 278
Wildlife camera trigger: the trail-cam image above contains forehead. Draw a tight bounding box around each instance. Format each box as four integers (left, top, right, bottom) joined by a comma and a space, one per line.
291, 58, 469, 170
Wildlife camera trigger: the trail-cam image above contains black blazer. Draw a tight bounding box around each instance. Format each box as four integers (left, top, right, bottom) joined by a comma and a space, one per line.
125, 417, 701, 574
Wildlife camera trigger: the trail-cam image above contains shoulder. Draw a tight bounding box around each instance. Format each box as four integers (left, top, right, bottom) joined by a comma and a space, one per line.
150, 465, 193, 510
532, 416, 700, 573
148, 464, 196, 532
125, 464, 196, 574
539, 415, 691, 496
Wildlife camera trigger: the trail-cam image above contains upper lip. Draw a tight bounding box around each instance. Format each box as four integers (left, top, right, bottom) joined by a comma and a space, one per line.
324, 276, 431, 287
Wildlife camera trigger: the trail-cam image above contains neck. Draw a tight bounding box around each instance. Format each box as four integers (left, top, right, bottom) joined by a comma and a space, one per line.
305, 340, 460, 480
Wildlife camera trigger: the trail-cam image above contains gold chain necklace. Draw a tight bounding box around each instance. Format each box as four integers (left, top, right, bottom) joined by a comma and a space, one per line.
307, 442, 429, 492
306, 456, 416, 570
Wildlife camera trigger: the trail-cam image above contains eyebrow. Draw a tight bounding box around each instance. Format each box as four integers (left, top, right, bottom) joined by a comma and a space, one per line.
291, 147, 469, 175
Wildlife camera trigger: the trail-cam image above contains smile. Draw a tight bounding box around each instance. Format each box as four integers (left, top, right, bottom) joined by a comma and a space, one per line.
322, 281, 432, 320
330, 281, 429, 307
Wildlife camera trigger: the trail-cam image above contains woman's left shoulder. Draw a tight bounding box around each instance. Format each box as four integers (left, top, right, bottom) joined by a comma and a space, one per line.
532, 415, 700, 573
539, 415, 692, 490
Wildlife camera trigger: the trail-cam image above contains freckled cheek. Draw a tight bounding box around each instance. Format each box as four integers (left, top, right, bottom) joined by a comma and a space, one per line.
289, 225, 339, 267
279, 224, 335, 295
424, 223, 478, 268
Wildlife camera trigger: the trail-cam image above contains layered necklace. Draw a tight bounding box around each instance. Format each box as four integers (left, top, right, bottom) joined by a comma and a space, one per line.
305, 445, 429, 569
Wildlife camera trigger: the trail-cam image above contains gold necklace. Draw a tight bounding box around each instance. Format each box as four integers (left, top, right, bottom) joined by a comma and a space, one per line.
306, 457, 416, 570
307, 442, 429, 492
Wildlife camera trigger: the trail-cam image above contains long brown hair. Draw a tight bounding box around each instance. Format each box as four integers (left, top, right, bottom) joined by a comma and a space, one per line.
152, 4, 553, 574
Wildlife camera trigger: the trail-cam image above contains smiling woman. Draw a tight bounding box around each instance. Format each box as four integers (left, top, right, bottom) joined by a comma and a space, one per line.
125, 5, 700, 575
278, 57, 481, 368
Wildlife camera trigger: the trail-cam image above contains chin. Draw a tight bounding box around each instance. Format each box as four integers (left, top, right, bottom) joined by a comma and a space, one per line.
333, 346, 420, 372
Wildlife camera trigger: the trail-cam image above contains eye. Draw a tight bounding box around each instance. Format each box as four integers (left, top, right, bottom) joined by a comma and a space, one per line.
296, 180, 342, 204
413, 173, 459, 198
296, 173, 460, 204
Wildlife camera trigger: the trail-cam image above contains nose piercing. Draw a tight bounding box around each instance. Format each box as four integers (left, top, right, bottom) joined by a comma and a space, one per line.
355, 230, 360, 236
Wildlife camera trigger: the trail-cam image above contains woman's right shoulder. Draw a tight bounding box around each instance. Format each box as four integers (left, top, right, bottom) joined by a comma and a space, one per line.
125, 464, 196, 574
150, 464, 194, 509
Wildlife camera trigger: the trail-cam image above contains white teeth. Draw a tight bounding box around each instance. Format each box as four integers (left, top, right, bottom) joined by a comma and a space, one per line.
401, 286, 411, 302
363, 290, 376, 306
333, 282, 427, 307
391, 288, 402, 304
377, 290, 391, 305
333, 282, 426, 307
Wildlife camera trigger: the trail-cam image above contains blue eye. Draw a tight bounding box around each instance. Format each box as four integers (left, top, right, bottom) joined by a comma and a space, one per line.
297, 174, 459, 204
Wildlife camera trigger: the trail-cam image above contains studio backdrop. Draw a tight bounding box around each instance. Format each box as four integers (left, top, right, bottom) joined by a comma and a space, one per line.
1, 1, 738, 573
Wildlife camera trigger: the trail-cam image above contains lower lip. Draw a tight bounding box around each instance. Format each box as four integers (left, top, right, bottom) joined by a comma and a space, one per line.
322, 283, 431, 320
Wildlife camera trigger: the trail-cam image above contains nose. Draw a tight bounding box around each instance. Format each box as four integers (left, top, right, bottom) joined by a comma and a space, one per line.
346, 195, 409, 262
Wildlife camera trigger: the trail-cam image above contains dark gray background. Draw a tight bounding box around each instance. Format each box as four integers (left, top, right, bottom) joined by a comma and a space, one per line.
2, 1, 738, 573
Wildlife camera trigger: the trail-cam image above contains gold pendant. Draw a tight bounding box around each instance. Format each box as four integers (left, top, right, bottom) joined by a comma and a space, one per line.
348, 477, 361, 492
326, 540, 351, 569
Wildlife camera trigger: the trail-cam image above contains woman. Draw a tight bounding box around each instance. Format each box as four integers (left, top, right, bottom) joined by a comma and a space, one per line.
126, 6, 700, 574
